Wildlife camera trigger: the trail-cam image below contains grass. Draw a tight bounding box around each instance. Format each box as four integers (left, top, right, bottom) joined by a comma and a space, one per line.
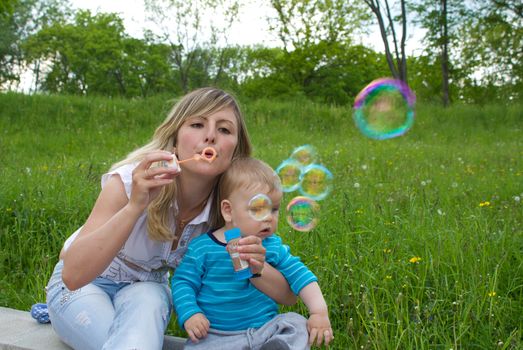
1, 92, 522, 349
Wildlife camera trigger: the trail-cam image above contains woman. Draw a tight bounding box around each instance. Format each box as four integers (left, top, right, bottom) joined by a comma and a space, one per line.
46, 87, 296, 350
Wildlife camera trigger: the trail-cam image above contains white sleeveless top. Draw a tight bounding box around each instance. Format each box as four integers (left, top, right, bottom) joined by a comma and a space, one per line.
62, 163, 212, 283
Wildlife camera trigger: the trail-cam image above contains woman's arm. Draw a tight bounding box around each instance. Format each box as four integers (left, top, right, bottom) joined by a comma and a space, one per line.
62, 151, 178, 290
249, 263, 297, 305
237, 235, 297, 306
61, 176, 141, 290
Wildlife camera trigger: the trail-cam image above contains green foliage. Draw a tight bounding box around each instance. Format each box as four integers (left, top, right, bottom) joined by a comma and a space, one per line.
240, 43, 390, 105
2, 0, 523, 104
24, 10, 130, 95
458, 0, 523, 103
266, 0, 374, 103
144, 0, 241, 93
1, 93, 522, 349
0, 0, 70, 88
0, 1, 20, 84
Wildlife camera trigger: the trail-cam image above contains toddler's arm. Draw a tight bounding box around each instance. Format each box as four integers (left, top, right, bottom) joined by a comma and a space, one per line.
184, 313, 210, 343
299, 282, 334, 347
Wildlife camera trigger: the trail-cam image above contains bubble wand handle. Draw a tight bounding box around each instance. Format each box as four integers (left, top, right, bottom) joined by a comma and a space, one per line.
177, 155, 201, 164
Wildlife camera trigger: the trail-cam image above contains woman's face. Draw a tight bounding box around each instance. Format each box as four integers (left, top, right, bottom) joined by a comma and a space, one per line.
175, 107, 239, 178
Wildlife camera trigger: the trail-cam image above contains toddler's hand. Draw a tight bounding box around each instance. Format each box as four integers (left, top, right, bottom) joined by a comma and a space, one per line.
184, 313, 210, 343
307, 312, 333, 347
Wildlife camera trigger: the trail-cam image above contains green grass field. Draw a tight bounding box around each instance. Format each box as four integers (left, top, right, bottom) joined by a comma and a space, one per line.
0, 92, 521, 349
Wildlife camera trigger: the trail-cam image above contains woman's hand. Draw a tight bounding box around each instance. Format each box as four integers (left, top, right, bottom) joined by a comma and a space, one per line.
129, 151, 180, 212
237, 235, 266, 275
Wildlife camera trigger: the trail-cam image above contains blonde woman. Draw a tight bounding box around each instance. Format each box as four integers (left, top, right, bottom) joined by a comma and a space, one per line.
45, 88, 296, 350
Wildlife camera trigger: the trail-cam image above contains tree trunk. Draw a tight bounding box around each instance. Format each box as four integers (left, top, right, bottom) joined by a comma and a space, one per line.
364, 0, 408, 83
399, 0, 408, 82
441, 0, 450, 106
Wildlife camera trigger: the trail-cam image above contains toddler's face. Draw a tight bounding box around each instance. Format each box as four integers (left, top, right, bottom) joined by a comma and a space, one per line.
227, 185, 282, 239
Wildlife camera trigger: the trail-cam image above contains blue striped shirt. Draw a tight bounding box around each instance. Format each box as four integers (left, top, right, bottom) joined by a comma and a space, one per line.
172, 232, 317, 331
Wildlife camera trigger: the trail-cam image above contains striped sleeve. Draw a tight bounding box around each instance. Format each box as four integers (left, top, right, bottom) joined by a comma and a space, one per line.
171, 236, 206, 329
265, 235, 318, 295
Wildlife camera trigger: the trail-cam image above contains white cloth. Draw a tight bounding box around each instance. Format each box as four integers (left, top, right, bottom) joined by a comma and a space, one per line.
62, 163, 212, 283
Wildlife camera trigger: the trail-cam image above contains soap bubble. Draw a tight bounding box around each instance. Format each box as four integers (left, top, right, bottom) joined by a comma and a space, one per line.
299, 164, 333, 201
286, 196, 320, 232
275, 159, 302, 192
290, 145, 317, 167
353, 78, 415, 140
248, 194, 272, 221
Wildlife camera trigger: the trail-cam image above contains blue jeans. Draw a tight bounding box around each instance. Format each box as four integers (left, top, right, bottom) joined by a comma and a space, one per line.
46, 260, 172, 350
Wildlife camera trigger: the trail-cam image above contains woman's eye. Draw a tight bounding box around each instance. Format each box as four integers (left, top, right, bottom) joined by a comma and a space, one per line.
190, 123, 204, 128
219, 127, 231, 135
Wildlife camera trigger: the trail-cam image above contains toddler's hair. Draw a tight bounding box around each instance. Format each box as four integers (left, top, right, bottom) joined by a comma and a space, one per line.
218, 157, 281, 201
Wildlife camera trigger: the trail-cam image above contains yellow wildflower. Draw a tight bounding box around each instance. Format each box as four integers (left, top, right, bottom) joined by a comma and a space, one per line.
383, 248, 392, 253
479, 201, 491, 207
409, 256, 421, 263
488, 291, 496, 297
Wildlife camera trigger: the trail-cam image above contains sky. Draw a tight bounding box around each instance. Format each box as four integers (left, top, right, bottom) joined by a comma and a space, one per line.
19, 0, 424, 92
67, 0, 425, 54
69, 0, 283, 48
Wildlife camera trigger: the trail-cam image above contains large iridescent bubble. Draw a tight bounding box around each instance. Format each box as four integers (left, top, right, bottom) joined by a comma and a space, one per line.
248, 194, 273, 221
275, 159, 302, 192
286, 196, 320, 232
299, 164, 333, 201
290, 145, 317, 167
353, 78, 415, 140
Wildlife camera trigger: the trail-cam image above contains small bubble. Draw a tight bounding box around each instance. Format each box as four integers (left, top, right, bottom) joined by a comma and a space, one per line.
286, 196, 320, 232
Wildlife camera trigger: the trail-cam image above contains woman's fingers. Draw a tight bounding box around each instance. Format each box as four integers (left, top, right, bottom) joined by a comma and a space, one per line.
129, 151, 180, 210
237, 236, 266, 274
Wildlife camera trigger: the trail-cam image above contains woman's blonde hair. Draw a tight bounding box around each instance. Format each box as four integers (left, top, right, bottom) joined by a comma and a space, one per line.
111, 87, 251, 241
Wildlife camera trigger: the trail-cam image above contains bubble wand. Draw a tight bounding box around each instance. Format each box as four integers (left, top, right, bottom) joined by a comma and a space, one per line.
176, 146, 217, 164
159, 147, 217, 171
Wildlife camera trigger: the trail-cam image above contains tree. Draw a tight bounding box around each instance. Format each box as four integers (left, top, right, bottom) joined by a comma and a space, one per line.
410, 0, 468, 106
24, 10, 130, 95
120, 34, 174, 97
362, 0, 408, 83
0, 3, 21, 86
0, 0, 19, 17
266, 0, 370, 102
0, 0, 69, 90
459, 0, 522, 102
144, 0, 240, 93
